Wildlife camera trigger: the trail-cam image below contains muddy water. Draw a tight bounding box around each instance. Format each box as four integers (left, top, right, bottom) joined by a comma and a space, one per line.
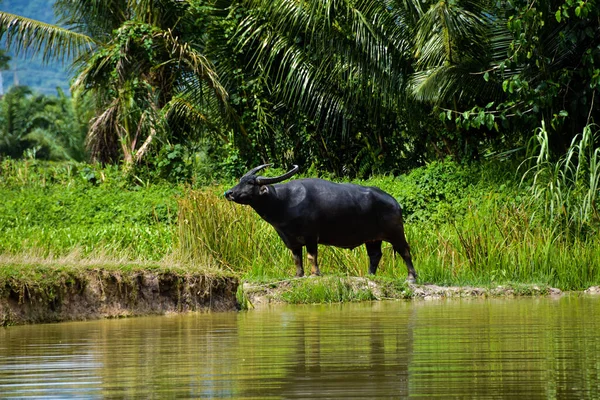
1, 296, 599, 399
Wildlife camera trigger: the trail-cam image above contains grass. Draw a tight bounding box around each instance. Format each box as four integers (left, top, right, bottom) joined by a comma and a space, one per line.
178, 182, 600, 291
278, 277, 378, 304
0, 159, 179, 260
1, 157, 599, 304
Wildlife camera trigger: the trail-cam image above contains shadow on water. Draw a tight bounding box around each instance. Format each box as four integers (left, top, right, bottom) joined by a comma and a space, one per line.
1, 296, 599, 398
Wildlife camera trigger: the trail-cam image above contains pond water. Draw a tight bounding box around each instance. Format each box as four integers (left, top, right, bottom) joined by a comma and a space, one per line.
1, 296, 599, 399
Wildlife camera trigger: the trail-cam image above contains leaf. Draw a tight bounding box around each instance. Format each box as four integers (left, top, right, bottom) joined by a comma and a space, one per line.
485, 113, 495, 130
555, 10, 561, 23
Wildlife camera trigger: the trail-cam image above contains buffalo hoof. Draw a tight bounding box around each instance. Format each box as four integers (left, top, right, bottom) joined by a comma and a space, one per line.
406, 275, 417, 284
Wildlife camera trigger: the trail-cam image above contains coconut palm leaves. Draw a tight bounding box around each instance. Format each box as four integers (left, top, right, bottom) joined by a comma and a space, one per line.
409, 0, 510, 105
0, 11, 96, 63
74, 18, 227, 163
234, 0, 415, 134
0, 1, 227, 166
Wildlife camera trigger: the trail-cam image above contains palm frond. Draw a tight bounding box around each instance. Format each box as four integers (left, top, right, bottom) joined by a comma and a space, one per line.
0, 11, 96, 64
54, 0, 129, 40
86, 99, 121, 163
160, 28, 228, 103
234, 0, 413, 134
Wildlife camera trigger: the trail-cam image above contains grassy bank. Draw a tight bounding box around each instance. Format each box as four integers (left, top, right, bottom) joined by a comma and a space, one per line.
179, 161, 600, 291
1, 158, 599, 304
0, 258, 239, 326
240, 277, 562, 308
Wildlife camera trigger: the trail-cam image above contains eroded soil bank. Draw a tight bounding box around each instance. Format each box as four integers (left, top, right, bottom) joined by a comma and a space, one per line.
4, 268, 599, 326
1, 268, 239, 326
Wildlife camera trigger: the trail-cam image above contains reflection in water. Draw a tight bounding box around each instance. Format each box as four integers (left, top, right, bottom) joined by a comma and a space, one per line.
0, 296, 599, 398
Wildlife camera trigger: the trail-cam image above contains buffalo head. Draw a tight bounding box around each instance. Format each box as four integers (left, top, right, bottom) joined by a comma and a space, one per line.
225, 164, 299, 204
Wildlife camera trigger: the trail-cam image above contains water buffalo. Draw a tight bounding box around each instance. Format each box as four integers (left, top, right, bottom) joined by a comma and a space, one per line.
224, 164, 417, 282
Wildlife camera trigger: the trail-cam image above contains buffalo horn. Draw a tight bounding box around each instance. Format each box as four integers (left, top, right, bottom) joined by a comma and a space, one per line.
242, 163, 273, 178
256, 165, 299, 185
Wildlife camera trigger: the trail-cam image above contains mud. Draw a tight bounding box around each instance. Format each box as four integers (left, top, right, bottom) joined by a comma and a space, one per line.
1, 269, 239, 326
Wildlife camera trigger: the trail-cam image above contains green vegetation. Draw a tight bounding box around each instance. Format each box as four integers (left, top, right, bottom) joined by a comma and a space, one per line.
0, 156, 598, 312
0, 159, 179, 260
0, 86, 90, 161
0, 1, 599, 306
181, 127, 598, 291
1, 0, 599, 177
179, 168, 600, 291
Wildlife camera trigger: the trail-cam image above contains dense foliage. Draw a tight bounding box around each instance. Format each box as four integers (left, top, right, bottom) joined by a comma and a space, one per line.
0, 85, 90, 160
1, 0, 598, 178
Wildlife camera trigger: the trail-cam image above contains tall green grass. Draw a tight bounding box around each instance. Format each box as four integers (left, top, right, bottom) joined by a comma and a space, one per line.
178, 175, 600, 290
521, 122, 600, 237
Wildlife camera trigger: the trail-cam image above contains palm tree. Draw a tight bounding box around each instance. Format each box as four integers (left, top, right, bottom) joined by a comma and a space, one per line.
409, 0, 508, 105
226, 0, 426, 175
0, 86, 31, 158
0, 85, 87, 160
0, 0, 227, 166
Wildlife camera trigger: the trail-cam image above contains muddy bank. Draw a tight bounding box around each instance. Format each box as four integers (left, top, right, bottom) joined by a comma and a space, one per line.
241, 277, 567, 307
1, 269, 239, 326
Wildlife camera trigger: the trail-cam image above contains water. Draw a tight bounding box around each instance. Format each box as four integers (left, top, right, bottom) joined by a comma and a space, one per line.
1, 296, 599, 399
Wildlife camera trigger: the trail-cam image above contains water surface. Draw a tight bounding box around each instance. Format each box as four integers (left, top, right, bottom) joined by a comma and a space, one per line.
1, 296, 599, 398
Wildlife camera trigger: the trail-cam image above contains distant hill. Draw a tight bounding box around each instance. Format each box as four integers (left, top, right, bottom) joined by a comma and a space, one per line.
0, 0, 71, 96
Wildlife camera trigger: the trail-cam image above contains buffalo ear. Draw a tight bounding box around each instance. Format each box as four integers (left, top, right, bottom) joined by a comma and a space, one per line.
259, 185, 269, 195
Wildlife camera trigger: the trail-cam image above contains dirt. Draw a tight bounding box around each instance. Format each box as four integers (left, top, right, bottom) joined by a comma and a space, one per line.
0, 269, 239, 326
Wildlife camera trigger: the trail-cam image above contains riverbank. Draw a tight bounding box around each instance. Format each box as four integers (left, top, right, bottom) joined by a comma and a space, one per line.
0, 262, 238, 326
240, 276, 566, 308
2, 160, 600, 291
5, 262, 600, 326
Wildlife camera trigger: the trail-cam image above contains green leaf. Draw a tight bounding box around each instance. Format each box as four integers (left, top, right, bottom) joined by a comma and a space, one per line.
485, 113, 495, 130
555, 10, 561, 23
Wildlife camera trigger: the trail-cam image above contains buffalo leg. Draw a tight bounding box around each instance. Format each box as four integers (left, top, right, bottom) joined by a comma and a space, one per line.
291, 247, 304, 277
306, 242, 321, 276
366, 241, 383, 275
392, 238, 417, 283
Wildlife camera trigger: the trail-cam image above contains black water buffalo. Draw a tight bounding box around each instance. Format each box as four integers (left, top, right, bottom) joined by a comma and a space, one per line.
224, 164, 417, 282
